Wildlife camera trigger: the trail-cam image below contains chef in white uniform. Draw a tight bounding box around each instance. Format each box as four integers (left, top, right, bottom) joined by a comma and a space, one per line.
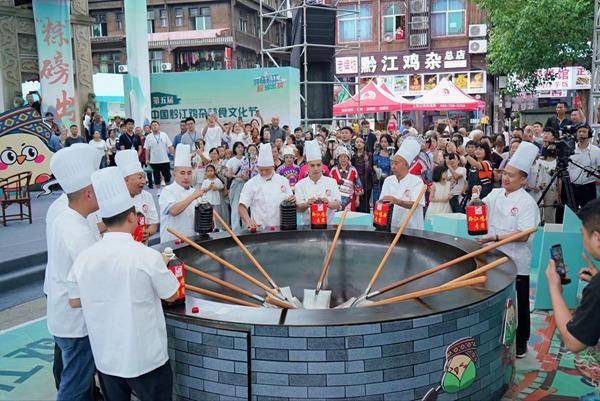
379, 137, 426, 230
116, 149, 159, 242
295, 140, 342, 225
44, 145, 100, 401
159, 144, 205, 243
68, 167, 179, 401
473, 141, 540, 358
239, 143, 294, 231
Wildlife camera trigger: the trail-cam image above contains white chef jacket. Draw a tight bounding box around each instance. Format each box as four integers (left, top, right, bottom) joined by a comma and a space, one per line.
379, 173, 425, 230
295, 175, 342, 226
239, 172, 293, 228
568, 143, 600, 185
482, 188, 540, 276
45, 207, 98, 338
159, 182, 201, 243
67, 232, 179, 378
133, 189, 159, 225
143, 131, 172, 164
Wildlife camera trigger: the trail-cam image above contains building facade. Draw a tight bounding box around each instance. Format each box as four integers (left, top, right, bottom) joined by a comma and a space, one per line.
89, 0, 287, 75
334, 0, 492, 129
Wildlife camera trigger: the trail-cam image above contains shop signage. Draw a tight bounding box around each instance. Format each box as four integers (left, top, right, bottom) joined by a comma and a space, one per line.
335, 47, 470, 76
536, 67, 590, 91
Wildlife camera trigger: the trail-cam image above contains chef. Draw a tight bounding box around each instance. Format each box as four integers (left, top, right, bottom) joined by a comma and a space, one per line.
115, 149, 159, 243
159, 143, 205, 243
379, 137, 426, 230
67, 167, 179, 401
45, 145, 100, 401
239, 142, 294, 231
473, 141, 540, 359
295, 140, 342, 226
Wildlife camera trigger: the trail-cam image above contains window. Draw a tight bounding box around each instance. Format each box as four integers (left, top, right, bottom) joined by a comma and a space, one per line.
254, 15, 261, 36
115, 12, 123, 31
338, 5, 372, 42
99, 52, 120, 74
149, 50, 163, 74
239, 16, 247, 33
190, 7, 211, 30
175, 49, 225, 71
383, 2, 406, 40
431, 0, 466, 37
159, 9, 168, 28
147, 10, 155, 33
175, 8, 184, 26
91, 14, 107, 37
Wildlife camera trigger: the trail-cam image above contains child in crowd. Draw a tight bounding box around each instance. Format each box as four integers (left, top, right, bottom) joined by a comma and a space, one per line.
425, 165, 452, 220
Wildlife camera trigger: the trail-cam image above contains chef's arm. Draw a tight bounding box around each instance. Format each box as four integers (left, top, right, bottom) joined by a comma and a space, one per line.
168, 189, 204, 216
164, 292, 179, 303
480, 230, 532, 243
146, 223, 158, 236
381, 195, 414, 209
68, 298, 81, 308
326, 198, 342, 210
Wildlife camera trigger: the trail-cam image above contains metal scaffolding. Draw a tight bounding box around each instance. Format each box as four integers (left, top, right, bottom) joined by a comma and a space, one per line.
591, 0, 600, 137
259, 0, 363, 127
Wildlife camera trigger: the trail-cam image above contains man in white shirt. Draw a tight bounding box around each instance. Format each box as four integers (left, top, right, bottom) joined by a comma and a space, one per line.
144, 120, 173, 190
474, 141, 540, 358
45, 145, 100, 401
295, 140, 342, 226
116, 149, 159, 243
379, 137, 426, 230
159, 144, 205, 243
201, 112, 226, 155
568, 124, 600, 210
239, 143, 294, 231
68, 167, 179, 401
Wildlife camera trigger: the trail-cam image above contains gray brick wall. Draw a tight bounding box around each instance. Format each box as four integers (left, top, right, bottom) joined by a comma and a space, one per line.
167, 284, 514, 401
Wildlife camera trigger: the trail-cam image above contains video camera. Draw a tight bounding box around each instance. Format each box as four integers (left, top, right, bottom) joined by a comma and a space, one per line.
554, 123, 582, 166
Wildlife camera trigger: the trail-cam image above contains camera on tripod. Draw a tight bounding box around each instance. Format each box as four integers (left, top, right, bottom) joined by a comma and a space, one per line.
554, 123, 581, 166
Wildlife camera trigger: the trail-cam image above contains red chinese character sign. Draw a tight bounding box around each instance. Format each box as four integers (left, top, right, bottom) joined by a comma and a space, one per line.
33, 0, 76, 128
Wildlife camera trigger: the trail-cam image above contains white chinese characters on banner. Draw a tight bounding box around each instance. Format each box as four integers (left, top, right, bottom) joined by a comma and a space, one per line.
424, 52, 441, 70
403, 54, 420, 71
335, 56, 359, 75
361, 56, 377, 74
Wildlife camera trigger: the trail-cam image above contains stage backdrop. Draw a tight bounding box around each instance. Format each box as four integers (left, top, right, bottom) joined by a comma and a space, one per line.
150, 67, 301, 135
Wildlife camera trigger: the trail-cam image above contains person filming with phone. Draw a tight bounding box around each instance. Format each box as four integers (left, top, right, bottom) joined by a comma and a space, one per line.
546, 199, 600, 352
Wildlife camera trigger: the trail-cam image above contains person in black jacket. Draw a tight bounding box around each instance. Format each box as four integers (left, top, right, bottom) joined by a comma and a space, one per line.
545, 101, 572, 135
358, 121, 377, 154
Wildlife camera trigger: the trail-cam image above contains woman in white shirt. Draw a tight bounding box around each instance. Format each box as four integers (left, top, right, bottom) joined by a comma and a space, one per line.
226, 141, 247, 232
89, 130, 108, 168
106, 129, 118, 166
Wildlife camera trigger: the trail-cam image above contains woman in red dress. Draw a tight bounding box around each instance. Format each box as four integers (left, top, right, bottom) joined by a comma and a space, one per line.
330, 146, 363, 211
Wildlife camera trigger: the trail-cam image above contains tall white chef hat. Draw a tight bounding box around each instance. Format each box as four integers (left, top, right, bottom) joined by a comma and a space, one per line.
50, 145, 99, 194
174, 144, 192, 168
304, 140, 322, 162
70, 143, 104, 170
257, 143, 274, 167
115, 149, 143, 178
91, 167, 134, 218
394, 137, 420, 165
507, 141, 539, 175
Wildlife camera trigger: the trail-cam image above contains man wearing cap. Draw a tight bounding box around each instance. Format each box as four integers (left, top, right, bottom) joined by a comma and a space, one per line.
295, 140, 342, 226
379, 137, 426, 230
116, 149, 159, 243
239, 143, 294, 231
276, 146, 300, 189
45, 145, 100, 401
67, 167, 180, 401
473, 141, 541, 358
159, 144, 206, 243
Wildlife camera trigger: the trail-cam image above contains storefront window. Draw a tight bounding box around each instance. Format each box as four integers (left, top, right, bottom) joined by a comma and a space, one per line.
431, 0, 466, 37
175, 49, 225, 71
338, 4, 372, 42
382, 2, 406, 40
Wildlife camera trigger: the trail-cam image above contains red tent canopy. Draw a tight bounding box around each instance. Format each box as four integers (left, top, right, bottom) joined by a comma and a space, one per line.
333, 81, 411, 115
409, 79, 485, 111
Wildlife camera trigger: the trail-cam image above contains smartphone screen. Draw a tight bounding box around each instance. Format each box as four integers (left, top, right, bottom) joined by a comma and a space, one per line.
551, 244, 571, 284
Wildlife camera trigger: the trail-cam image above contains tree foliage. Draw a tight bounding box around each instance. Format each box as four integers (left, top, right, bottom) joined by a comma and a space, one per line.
475, 0, 593, 94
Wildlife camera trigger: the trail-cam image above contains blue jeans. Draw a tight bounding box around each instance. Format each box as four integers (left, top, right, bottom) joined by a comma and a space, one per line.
54, 336, 96, 401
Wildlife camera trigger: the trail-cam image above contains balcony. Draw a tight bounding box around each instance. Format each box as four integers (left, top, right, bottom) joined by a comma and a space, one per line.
147, 29, 234, 49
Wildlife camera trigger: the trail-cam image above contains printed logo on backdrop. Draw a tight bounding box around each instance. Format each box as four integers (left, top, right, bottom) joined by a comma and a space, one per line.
254, 73, 286, 92
151, 92, 182, 108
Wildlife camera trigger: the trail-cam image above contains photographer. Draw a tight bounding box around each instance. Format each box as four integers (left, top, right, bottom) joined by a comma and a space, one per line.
568, 124, 600, 210
546, 199, 600, 352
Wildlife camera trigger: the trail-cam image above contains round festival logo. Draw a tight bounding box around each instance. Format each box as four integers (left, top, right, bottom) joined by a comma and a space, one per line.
280, 185, 286, 192
325, 189, 331, 197
142, 204, 149, 213
510, 207, 518, 216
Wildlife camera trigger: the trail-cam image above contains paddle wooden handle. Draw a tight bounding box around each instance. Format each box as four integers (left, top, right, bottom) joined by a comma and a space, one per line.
316, 209, 348, 293
167, 228, 278, 297
265, 294, 297, 309
185, 284, 259, 307
185, 264, 264, 302
446, 257, 508, 285
365, 185, 427, 293
370, 226, 537, 298
213, 210, 279, 290
366, 276, 487, 307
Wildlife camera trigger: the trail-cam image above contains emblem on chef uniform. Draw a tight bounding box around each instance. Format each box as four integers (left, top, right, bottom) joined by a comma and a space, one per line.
325, 189, 331, 197
142, 204, 149, 213
280, 185, 286, 193
510, 207, 519, 216
404, 189, 411, 199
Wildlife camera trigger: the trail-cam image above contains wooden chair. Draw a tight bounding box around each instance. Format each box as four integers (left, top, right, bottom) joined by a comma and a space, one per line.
0, 171, 32, 226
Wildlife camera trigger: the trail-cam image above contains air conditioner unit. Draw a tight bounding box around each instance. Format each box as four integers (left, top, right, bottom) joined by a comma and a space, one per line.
161, 62, 172, 71
117, 64, 128, 73
469, 39, 487, 54
383, 32, 394, 43
409, 0, 426, 13
409, 33, 427, 47
468, 24, 487, 37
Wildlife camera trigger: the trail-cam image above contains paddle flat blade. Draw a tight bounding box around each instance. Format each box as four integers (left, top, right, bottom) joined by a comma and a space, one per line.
302, 289, 331, 309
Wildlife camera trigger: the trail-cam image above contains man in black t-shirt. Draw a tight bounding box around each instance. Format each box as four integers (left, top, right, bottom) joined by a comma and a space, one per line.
118, 118, 141, 153
547, 199, 600, 352
25, 91, 42, 115
64, 125, 86, 147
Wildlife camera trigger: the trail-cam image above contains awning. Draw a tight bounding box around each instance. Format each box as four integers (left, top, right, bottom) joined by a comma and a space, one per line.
409, 78, 485, 111
333, 81, 412, 115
